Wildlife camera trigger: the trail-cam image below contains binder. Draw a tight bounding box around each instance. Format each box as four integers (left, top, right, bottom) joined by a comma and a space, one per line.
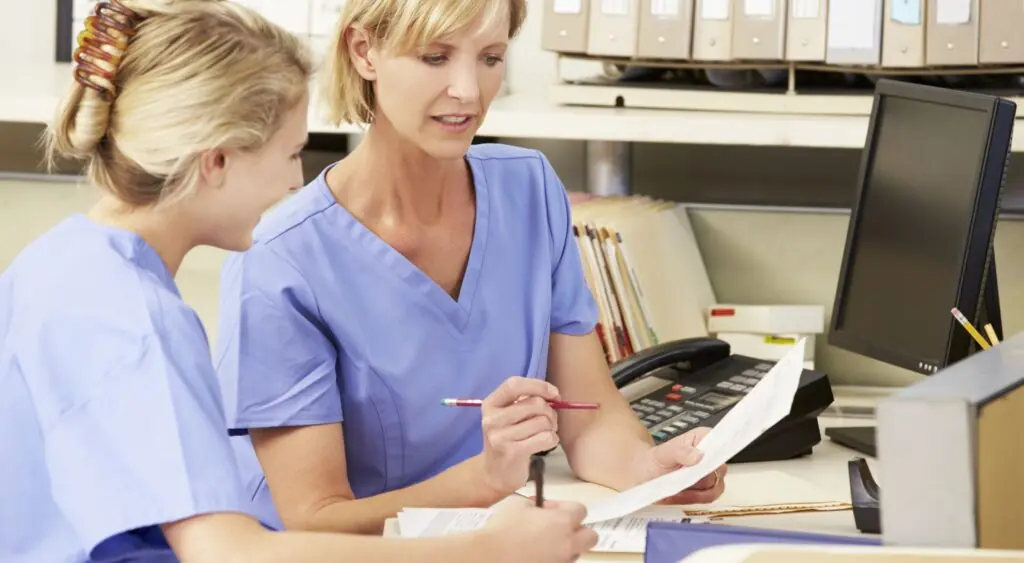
925, 0, 979, 66
785, 0, 827, 61
571, 197, 717, 362
643, 521, 881, 563
882, 0, 926, 67
979, 0, 1024, 64
825, 0, 883, 65
586, 0, 641, 57
732, 0, 787, 60
693, 0, 734, 60
636, 0, 696, 60
541, 0, 591, 54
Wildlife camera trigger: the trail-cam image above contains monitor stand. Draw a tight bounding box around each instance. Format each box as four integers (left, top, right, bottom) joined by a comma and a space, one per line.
826, 257, 1002, 460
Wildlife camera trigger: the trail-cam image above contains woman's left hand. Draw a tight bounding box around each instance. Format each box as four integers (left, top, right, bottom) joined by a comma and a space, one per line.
633, 427, 727, 505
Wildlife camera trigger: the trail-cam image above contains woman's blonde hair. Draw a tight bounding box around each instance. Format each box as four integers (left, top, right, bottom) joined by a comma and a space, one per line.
321, 0, 526, 126
45, 0, 313, 208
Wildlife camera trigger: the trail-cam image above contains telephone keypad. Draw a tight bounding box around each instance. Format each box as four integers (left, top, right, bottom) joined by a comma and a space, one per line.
630, 355, 795, 444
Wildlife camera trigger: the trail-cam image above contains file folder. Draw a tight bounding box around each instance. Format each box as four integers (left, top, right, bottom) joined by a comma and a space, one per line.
732, 0, 787, 60
925, 0, 979, 66
882, 0, 926, 67
785, 0, 827, 61
636, 0, 695, 60
693, 0, 733, 60
825, 0, 883, 65
541, 0, 591, 54
979, 0, 1024, 64
587, 0, 641, 57
643, 521, 882, 563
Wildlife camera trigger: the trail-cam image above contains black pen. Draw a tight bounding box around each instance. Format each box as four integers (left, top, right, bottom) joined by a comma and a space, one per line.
529, 455, 545, 508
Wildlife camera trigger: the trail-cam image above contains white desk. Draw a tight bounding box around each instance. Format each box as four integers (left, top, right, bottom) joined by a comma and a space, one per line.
383, 416, 877, 562
530, 416, 875, 563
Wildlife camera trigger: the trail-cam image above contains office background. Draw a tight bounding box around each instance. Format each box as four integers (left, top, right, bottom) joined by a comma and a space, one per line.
2, 0, 1022, 389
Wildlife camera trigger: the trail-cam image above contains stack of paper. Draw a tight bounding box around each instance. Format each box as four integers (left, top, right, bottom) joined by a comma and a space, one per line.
395, 505, 696, 554
395, 339, 808, 551
570, 197, 716, 364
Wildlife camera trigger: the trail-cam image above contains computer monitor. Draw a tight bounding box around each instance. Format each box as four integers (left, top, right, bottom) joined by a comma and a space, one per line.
826, 78, 1016, 457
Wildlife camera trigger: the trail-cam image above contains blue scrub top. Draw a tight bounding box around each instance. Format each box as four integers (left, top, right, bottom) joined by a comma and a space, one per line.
215, 143, 599, 529
0, 215, 250, 562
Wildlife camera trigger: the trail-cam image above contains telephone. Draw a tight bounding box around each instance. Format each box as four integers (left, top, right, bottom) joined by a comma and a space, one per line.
613, 337, 835, 463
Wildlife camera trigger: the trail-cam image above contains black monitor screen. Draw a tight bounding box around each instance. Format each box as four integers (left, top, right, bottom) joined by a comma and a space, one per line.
834, 96, 991, 367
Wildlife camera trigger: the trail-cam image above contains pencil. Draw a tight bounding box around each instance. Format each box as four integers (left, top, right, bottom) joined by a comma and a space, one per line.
441, 398, 599, 410
984, 323, 1000, 346
951, 307, 991, 350
529, 456, 545, 508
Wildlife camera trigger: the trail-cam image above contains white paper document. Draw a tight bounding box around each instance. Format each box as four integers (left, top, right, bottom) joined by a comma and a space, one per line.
826, 0, 876, 50
396, 506, 696, 553
580, 338, 808, 524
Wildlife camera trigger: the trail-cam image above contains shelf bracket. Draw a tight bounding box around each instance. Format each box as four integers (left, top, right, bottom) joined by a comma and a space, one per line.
585, 140, 632, 196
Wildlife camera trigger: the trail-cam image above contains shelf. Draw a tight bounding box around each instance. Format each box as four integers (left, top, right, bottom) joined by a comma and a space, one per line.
6, 62, 1023, 152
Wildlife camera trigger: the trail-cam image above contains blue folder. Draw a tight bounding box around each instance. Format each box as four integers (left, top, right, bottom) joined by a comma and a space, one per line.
643, 521, 882, 563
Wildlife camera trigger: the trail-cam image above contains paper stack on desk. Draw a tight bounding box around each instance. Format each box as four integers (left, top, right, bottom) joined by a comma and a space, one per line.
395, 505, 698, 554
395, 339, 807, 548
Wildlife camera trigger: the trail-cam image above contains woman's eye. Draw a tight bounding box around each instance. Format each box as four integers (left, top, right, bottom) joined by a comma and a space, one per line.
421, 54, 447, 66
484, 55, 505, 66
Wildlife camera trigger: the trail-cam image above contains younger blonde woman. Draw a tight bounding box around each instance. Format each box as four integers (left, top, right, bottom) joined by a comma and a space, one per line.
0, 1, 595, 562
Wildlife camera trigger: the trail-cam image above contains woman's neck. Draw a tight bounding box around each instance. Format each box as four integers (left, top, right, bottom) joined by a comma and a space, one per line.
331, 119, 468, 226
87, 195, 196, 277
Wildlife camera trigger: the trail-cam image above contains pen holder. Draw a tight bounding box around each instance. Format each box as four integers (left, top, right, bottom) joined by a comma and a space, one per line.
848, 457, 881, 534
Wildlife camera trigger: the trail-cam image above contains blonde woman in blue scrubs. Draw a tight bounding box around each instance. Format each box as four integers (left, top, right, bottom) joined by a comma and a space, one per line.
214, 0, 728, 535
0, 2, 596, 562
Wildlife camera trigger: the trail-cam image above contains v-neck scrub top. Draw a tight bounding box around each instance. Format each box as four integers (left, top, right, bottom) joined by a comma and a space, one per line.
214, 143, 599, 529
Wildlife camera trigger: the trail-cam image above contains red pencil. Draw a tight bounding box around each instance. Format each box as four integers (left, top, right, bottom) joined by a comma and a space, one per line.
441, 398, 600, 410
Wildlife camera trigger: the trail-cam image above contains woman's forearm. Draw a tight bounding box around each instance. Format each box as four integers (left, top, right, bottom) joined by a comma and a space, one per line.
167, 511, 493, 563
561, 408, 654, 491
300, 454, 508, 535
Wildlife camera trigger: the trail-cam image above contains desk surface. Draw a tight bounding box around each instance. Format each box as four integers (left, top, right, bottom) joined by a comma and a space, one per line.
541, 416, 876, 562
384, 416, 877, 562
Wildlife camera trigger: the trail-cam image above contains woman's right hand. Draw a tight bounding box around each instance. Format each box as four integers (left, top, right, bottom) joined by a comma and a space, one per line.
482, 500, 598, 563
479, 376, 562, 495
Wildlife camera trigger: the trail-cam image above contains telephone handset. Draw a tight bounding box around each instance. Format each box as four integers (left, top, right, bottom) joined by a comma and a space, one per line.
611, 337, 835, 463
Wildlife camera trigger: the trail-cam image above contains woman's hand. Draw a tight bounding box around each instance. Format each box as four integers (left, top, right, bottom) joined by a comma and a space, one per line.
482, 499, 598, 563
633, 427, 727, 505
479, 376, 562, 495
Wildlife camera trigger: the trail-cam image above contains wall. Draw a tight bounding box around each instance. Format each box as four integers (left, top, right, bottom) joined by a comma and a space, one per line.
3, 0, 1021, 389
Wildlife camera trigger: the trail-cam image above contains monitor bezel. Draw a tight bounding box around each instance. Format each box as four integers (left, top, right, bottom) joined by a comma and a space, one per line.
828, 78, 1013, 376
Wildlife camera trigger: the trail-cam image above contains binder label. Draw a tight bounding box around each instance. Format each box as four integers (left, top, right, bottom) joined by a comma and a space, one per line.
744, 0, 773, 17
891, 0, 921, 25
553, 0, 583, 14
651, 0, 679, 17
601, 0, 630, 16
700, 0, 729, 20
936, 0, 970, 25
791, 0, 820, 19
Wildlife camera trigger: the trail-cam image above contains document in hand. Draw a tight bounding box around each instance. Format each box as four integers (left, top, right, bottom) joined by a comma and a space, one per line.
581, 338, 808, 524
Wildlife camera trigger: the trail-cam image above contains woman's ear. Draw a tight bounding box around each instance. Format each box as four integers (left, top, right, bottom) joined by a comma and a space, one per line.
198, 148, 228, 190
345, 26, 377, 81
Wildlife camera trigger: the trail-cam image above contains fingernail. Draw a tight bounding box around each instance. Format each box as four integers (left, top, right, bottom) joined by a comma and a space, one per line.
547, 383, 558, 395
